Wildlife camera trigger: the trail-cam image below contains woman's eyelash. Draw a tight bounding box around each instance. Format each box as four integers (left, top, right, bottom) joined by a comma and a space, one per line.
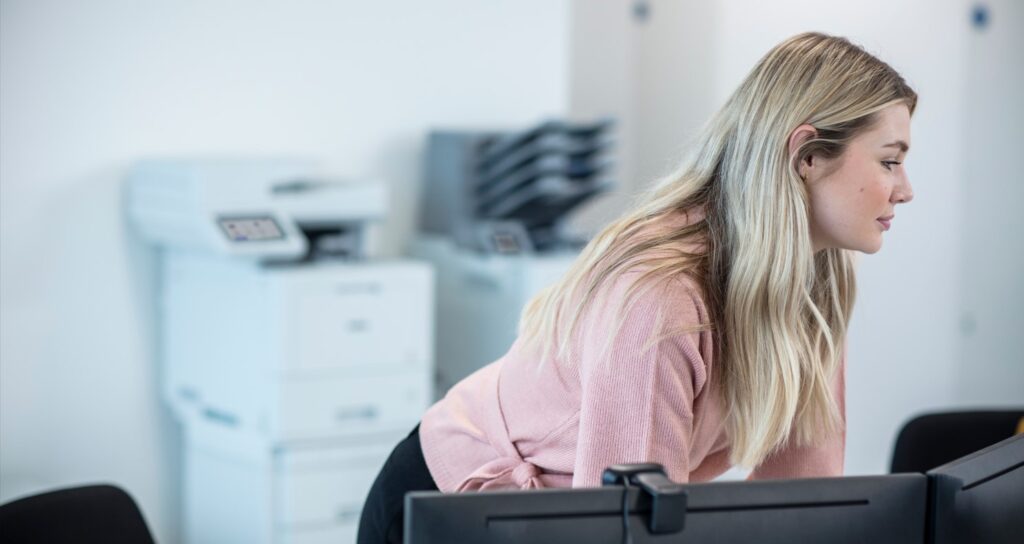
882, 160, 902, 171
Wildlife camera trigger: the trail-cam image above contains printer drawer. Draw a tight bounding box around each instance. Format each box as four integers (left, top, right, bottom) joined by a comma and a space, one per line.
275, 371, 428, 440
282, 270, 432, 373
276, 524, 355, 544
277, 439, 396, 527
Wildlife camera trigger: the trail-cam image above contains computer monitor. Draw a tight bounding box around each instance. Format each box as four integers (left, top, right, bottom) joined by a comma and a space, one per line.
927, 433, 1024, 544
405, 474, 927, 544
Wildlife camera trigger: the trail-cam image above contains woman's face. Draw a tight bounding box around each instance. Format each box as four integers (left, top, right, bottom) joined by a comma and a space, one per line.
801, 104, 914, 254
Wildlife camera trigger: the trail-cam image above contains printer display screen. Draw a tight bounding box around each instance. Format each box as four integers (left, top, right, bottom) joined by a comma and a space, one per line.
218, 217, 285, 242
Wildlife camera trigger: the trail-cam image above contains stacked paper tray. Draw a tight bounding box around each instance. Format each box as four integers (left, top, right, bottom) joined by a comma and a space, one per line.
473, 119, 615, 230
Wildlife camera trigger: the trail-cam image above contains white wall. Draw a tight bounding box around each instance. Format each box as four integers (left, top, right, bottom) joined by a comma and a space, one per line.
0, 1, 569, 542
566, 0, 722, 235
570, 0, 1022, 476
565, 0, 637, 233
956, 0, 1024, 405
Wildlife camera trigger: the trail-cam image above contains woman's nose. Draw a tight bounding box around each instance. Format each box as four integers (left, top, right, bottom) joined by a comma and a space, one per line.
894, 176, 914, 204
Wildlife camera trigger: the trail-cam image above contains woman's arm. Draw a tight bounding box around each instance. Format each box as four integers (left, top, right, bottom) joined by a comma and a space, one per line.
572, 275, 709, 487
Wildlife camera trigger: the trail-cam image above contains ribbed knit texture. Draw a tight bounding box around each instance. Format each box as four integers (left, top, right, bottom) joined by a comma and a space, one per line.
420, 219, 846, 492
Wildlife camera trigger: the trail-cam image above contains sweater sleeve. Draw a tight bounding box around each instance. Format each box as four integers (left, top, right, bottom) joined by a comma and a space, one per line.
571, 276, 709, 487
747, 346, 847, 480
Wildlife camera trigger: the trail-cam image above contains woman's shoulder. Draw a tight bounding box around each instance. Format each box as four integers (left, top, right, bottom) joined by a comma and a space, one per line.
605, 268, 709, 331
576, 265, 711, 391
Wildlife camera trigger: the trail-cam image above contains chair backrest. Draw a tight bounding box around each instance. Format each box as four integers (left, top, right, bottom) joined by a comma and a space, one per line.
0, 484, 155, 544
890, 410, 1024, 473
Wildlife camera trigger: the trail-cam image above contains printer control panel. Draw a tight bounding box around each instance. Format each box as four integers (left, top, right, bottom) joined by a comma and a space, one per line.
218, 216, 285, 242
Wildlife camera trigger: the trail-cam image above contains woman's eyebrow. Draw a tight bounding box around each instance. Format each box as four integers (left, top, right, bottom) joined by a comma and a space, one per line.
882, 140, 909, 152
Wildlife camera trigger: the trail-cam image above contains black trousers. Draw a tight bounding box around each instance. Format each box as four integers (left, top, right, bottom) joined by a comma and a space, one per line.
357, 425, 439, 544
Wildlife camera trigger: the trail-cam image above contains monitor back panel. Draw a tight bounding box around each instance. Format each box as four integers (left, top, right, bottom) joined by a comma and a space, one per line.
406, 474, 928, 544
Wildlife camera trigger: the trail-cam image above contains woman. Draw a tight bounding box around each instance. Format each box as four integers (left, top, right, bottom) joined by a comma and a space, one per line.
358, 31, 916, 543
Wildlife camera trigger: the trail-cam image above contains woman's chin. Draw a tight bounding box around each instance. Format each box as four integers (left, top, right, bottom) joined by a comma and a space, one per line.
859, 236, 883, 254
835, 234, 883, 254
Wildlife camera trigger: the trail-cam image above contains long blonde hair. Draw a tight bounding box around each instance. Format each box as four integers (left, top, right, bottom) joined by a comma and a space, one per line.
518, 32, 918, 468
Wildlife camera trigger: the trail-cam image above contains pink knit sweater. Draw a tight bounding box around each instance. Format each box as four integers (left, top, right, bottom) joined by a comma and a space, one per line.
420, 225, 846, 492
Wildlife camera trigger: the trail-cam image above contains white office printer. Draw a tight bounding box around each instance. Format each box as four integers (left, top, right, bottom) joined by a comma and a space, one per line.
127, 159, 433, 544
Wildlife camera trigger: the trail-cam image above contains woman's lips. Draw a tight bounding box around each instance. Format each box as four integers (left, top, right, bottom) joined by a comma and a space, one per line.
877, 217, 893, 230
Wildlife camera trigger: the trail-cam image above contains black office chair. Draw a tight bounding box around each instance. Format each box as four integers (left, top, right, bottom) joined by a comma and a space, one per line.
0, 484, 155, 544
890, 409, 1024, 473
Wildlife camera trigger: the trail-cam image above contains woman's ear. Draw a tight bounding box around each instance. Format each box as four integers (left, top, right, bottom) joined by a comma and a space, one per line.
787, 124, 818, 180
